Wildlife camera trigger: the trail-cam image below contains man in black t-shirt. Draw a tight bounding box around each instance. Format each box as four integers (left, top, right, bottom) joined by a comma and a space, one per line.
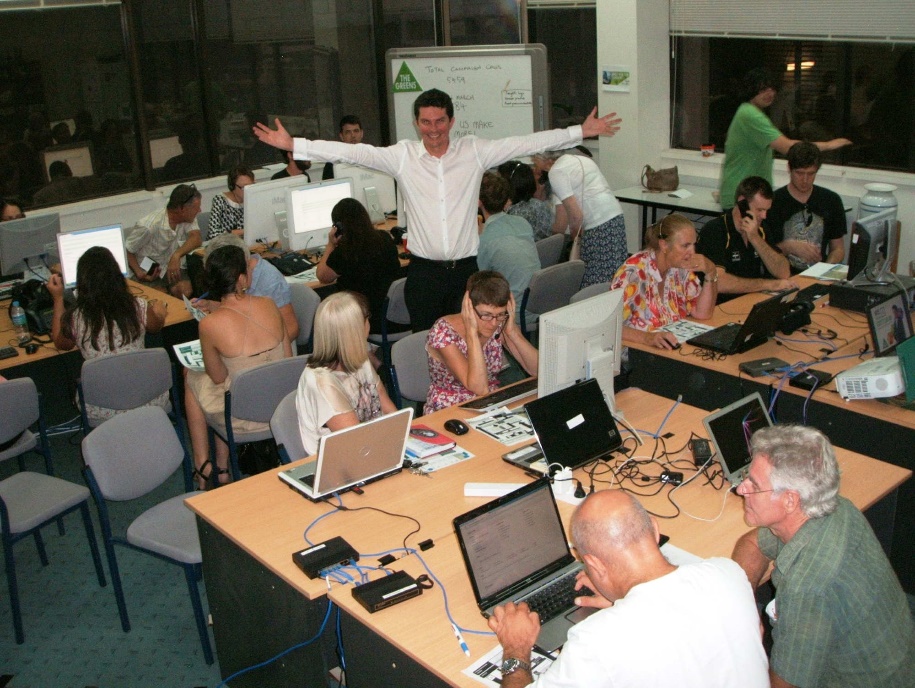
765, 142, 847, 274
697, 176, 795, 302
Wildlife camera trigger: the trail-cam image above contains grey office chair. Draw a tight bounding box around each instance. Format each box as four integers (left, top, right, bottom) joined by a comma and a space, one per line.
214, 354, 310, 482
197, 210, 211, 235
270, 391, 307, 464
570, 281, 611, 304
368, 277, 411, 371
520, 259, 586, 342
390, 330, 431, 411
77, 348, 181, 434
0, 378, 53, 476
535, 233, 565, 269
1, 457, 106, 644
81, 405, 213, 665
289, 282, 321, 354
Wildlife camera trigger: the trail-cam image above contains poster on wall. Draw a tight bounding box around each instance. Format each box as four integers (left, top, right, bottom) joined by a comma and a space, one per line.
602, 65, 631, 92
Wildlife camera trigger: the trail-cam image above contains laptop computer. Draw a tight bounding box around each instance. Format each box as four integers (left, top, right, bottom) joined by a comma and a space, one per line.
687, 289, 799, 355
702, 392, 774, 486
460, 377, 538, 413
57, 224, 128, 289
278, 408, 413, 501
453, 478, 597, 652
504, 378, 622, 475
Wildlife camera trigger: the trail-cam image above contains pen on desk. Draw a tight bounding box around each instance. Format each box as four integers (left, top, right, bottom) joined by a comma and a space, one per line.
451, 623, 471, 656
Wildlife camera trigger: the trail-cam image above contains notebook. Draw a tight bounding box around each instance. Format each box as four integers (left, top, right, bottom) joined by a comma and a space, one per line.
687, 289, 798, 355
278, 408, 413, 501
702, 392, 774, 485
505, 378, 622, 475
453, 479, 596, 652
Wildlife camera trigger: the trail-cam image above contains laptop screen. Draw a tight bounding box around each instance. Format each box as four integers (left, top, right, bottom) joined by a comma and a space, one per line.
702, 392, 773, 485
454, 480, 572, 606
57, 225, 127, 289
866, 290, 913, 357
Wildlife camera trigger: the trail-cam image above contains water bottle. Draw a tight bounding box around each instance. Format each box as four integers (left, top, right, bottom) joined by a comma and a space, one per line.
10, 301, 30, 345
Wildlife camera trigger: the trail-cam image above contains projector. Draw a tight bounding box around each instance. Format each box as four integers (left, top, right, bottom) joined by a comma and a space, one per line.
835, 357, 904, 400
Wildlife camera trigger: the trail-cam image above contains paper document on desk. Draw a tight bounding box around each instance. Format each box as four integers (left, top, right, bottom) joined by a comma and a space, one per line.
285, 267, 318, 283
464, 645, 555, 686
173, 339, 205, 372
658, 320, 714, 344
466, 407, 536, 446
668, 188, 693, 199
798, 262, 848, 281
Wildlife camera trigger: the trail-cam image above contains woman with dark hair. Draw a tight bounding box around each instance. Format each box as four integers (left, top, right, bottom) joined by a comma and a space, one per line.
185, 244, 291, 487
206, 165, 255, 239
296, 291, 397, 455
47, 246, 168, 421
497, 160, 554, 241
424, 270, 538, 414
0, 198, 24, 221
316, 197, 401, 332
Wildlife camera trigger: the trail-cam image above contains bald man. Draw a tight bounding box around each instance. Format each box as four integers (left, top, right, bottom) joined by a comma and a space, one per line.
488, 491, 768, 687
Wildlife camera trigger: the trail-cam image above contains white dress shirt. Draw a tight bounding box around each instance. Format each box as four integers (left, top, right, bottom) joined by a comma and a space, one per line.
292, 127, 582, 261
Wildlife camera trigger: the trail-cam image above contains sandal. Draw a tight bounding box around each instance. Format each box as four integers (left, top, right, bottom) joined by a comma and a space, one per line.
194, 460, 231, 490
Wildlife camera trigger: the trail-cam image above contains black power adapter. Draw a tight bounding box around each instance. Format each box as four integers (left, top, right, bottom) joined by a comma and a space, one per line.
689, 438, 713, 466
790, 369, 833, 391
660, 470, 684, 486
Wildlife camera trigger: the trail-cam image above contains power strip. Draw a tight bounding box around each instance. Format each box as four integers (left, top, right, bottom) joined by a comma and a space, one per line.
464, 482, 525, 497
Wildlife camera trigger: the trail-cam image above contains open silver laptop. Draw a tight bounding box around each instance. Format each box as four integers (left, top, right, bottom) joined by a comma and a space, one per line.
702, 392, 773, 486
278, 408, 413, 501
453, 479, 597, 652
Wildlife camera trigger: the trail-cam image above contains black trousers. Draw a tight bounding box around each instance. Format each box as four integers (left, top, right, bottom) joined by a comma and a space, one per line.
404, 255, 478, 332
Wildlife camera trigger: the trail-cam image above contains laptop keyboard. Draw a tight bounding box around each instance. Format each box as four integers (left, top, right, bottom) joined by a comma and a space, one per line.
267, 252, 315, 276
694, 322, 740, 350
521, 570, 582, 623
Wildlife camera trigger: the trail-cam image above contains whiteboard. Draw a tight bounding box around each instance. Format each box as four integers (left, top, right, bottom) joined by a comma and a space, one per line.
385, 44, 550, 144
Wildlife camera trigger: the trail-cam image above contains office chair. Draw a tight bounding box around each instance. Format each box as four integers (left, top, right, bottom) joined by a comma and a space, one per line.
269, 391, 307, 464
81, 406, 214, 665
368, 277, 411, 372
570, 281, 611, 304
535, 233, 565, 269
196, 210, 211, 234
0, 377, 53, 476
289, 282, 321, 354
214, 354, 310, 482
77, 348, 182, 436
390, 330, 431, 411
520, 260, 586, 342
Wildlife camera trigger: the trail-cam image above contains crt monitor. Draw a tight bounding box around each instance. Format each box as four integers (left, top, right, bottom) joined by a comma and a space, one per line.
243, 174, 316, 246
847, 207, 895, 283
284, 178, 354, 253
42, 142, 94, 180
0, 213, 61, 277
537, 288, 623, 412
57, 225, 128, 289
332, 164, 397, 223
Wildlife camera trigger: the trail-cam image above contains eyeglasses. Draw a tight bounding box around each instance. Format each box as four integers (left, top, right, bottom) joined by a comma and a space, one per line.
474, 307, 510, 322
802, 205, 813, 228
737, 477, 777, 496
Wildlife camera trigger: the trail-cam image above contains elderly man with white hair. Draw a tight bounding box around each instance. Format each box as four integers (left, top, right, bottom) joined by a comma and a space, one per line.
732, 424, 915, 688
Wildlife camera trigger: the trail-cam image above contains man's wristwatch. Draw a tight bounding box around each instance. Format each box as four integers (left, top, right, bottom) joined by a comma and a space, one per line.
500, 657, 531, 676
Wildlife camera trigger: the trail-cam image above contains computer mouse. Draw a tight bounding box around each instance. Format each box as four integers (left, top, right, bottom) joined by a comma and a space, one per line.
24, 343, 38, 354
443, 419, 469, 436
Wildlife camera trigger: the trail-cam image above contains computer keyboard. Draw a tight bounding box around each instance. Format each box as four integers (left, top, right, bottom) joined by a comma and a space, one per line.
522, 570, 584, 623
267, 252, 315, 277
461, 378, 538, 412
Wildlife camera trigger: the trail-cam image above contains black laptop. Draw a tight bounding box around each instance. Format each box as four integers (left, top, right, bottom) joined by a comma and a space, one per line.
687, 289, 798, 355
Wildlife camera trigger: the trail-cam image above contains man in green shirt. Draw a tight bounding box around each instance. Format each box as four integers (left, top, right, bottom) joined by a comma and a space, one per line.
719, 69, 852, 209
732, 425, 915, 688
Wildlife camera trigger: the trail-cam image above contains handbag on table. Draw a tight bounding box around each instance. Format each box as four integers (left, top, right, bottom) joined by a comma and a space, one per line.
641, 164, 679, 192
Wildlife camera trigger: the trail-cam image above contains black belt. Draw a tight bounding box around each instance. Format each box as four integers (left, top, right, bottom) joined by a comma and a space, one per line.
409, 255, 477, 270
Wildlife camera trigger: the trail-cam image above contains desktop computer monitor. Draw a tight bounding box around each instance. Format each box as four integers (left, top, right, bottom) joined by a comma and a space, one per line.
243, 174, 316, 246
537, 289, 623, 411
57, 225, 128, 289
847, 207, 895, 283
332, 164, 397, 224
0, 213, 61, 277
284, 178, 354, 253
149, 136, 182, 169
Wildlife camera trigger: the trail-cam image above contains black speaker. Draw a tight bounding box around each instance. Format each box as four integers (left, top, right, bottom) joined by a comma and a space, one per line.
779, 301, 814, 335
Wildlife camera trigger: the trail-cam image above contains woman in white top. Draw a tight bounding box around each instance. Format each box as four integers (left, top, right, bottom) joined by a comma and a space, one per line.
533, 149, 627, 287
296, 291, 398, 456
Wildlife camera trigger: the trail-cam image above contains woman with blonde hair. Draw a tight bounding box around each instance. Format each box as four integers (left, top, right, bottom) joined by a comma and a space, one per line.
296, 291, 397, 456
610, 213, 717, 350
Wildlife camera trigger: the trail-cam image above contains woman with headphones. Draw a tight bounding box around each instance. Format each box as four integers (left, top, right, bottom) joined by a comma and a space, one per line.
206, 165, 255, 240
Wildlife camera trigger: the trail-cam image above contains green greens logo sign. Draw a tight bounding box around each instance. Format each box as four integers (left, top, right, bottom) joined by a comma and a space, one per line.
393, 63, 421, 93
